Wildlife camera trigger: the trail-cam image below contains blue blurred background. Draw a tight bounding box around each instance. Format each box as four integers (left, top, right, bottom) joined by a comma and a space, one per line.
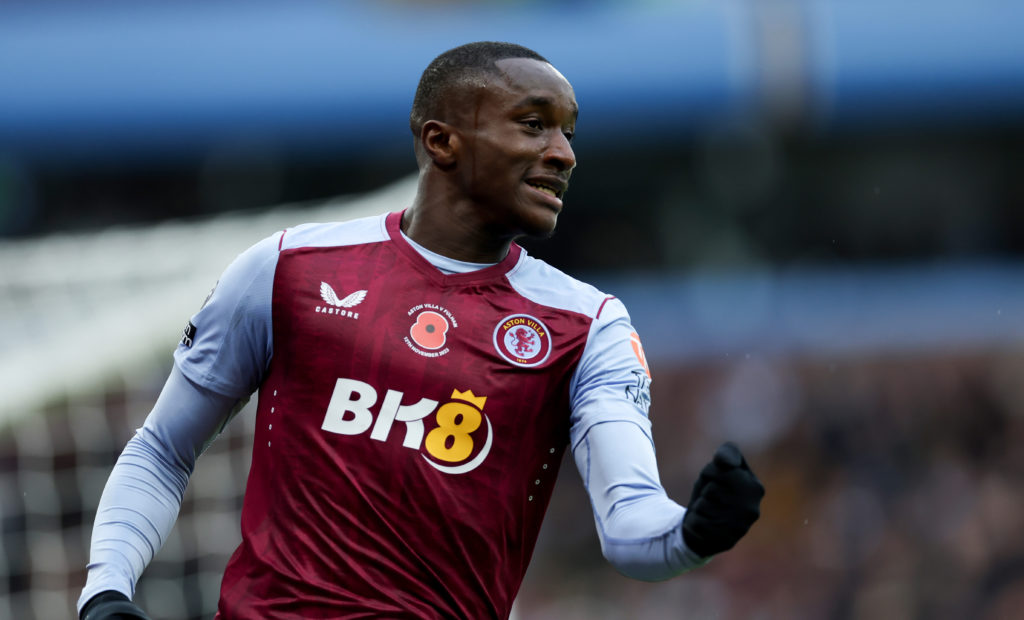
2, 1, 1024, 618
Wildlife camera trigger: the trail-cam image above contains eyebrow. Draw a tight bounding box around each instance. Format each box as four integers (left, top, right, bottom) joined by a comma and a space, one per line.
514, 96, 579, 118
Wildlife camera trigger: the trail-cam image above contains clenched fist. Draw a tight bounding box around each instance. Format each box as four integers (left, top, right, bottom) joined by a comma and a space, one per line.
682, 442, 765, 558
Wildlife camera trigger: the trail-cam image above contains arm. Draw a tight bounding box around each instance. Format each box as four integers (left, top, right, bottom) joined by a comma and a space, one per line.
574, 420, 706, 581
570, 297, 763, 580
79, 231, 279, 616
77, 367, 243, 614
575, 423, 764, 580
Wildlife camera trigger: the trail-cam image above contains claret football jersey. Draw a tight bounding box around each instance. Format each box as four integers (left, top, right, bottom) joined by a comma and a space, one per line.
174, 211, 653, 619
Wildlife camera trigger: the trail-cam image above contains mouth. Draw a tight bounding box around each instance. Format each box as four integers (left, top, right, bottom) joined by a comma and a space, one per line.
524, 177, 568, 205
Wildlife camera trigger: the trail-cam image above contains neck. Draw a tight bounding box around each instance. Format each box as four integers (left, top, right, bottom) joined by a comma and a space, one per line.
402, 175, 514, 264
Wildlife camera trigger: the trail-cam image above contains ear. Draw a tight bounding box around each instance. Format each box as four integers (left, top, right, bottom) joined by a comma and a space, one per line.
421, 120, 460, 169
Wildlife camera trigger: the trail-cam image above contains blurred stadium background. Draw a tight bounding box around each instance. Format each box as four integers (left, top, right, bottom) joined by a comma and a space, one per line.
3, 1, 1024, 618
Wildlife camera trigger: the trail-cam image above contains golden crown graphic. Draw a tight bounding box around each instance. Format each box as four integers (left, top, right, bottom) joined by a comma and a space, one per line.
450, 389, 487, 409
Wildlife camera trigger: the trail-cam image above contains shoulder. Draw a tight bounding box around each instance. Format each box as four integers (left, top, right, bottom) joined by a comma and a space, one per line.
277, 212, 390, 252
506, 252, 621, 320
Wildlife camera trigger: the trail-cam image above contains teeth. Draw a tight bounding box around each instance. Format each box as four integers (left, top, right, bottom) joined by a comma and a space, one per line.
528, 182, 558, 197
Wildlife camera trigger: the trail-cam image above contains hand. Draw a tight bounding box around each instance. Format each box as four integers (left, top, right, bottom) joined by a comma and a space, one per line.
80, 591, 150, 620
682, 442, 765, 558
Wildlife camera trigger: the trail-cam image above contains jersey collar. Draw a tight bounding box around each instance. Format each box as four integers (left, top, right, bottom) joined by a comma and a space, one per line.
385, 210, 524, 285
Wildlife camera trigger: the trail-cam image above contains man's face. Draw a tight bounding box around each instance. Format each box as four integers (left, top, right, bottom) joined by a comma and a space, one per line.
451, 57, 578, 239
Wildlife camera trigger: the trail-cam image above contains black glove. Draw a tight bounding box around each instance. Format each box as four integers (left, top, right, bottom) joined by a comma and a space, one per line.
682, 442, 765, 558
80, 590, 150, 620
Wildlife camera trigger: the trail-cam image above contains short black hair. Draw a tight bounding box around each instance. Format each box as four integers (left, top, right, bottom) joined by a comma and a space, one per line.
410, 41, 549, 136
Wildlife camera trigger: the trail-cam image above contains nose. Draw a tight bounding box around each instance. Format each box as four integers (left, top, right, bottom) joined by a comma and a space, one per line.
544, 131, 576, 172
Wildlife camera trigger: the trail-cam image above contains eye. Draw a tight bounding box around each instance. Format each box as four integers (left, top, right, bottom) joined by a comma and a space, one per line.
521, 118, 544, 132
563, 129, 575, 143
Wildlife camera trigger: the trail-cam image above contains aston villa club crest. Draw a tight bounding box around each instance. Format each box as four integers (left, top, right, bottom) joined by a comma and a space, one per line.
493, 314, 552, 367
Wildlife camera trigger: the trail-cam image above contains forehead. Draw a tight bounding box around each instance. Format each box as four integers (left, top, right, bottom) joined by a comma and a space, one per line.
482, 58, 577, 116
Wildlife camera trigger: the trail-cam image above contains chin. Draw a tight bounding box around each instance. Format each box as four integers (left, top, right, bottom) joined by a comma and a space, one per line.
519, 211, 560, 240
495, 200, 561, 240
537, 219, 559, 239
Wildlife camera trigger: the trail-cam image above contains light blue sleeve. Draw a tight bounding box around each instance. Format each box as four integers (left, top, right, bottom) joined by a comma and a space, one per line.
570, 299, 707, 580
569, 297, 653, 449
173, 231, 280, 399
574, 421, 708, 581
78, 367, 243, 612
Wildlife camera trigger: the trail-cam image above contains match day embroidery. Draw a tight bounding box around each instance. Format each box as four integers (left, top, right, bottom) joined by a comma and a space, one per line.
404, 303, 458, 358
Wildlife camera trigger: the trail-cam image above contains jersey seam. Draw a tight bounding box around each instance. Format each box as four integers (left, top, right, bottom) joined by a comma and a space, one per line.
599, 514, 684, 546
180, 247, 278, 398
504, 274, 597, 321
278, 215, 391, 252
582, 432, 683, 547
571, 418, 652, 452
568, 302, 626, 414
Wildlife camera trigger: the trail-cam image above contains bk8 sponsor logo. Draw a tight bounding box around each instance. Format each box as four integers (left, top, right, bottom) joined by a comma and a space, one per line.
321, 379, 493, 475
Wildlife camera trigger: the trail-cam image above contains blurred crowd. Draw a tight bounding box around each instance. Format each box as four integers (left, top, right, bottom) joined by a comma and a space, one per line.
516, 349, 1024, 619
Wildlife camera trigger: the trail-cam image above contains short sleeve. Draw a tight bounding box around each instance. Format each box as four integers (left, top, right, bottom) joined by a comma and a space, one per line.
173, 232, 281, 399
568, 297, 654, 450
